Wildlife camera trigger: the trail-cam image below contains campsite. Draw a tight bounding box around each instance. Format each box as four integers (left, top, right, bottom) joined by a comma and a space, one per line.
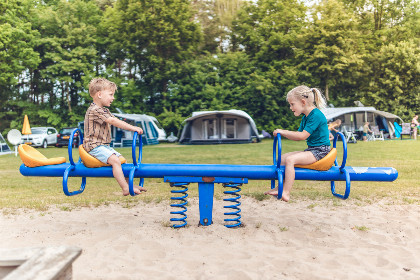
1, 139, 419, 279
1, 0, 419, 279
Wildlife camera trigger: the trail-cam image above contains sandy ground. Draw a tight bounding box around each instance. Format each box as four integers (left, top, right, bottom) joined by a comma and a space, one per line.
1, 197, 419, 280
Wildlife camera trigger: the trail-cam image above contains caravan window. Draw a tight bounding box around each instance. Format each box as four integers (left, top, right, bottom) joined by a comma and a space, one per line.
153, 120, 163, 129
148, 122, 158, 138
203, 119, 218, 139
222, 119, 236, 139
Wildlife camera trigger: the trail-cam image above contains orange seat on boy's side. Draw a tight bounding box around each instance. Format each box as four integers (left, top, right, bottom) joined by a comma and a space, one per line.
18, 144, 66, 167
78, 145, 126, 168
295, 148, 337, 171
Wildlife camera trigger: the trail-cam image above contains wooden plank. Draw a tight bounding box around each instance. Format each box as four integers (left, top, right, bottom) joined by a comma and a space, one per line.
0, 246, 81, 280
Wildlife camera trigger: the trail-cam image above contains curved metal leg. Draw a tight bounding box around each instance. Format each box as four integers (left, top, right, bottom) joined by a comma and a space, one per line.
276, 169, 284, 200
128, 167, 144, 196
330, 168, 351, 200
62, 165, 86, 196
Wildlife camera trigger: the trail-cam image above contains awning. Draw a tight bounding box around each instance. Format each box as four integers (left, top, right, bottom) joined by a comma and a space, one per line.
321, 107, 402, 122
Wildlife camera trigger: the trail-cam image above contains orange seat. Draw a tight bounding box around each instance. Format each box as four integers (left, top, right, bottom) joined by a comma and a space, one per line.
18, 144, 66, 167
78, 145, 126, 168
295, 148, 337, 171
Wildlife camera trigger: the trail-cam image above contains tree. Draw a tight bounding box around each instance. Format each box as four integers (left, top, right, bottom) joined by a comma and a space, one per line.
295, 0, 365, 101
104, 0, 202, 114
191, 0, 243, 53
0, 0, 40, 132
362, 40, 419, 120
231, 0, 307, 67
29, 0, 102, 125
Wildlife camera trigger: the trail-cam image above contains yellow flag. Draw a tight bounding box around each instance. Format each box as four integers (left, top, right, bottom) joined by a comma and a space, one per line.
22, 115, 32, 135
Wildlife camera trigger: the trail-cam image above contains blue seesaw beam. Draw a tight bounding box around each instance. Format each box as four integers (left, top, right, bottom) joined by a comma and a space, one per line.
18, 130, 398, 228
19, 163, 398, 182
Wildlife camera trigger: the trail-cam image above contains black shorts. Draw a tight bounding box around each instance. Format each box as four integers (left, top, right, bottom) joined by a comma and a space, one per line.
305, 145, 331, 161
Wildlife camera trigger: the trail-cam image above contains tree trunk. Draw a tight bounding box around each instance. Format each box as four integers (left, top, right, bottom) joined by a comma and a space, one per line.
325, 83, 329, 101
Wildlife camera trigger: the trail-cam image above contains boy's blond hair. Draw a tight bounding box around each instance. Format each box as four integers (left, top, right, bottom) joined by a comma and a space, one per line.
88, 78, 117, 97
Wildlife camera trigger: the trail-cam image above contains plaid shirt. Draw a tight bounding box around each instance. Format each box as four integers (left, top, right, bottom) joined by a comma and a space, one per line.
83, 103, 114, 152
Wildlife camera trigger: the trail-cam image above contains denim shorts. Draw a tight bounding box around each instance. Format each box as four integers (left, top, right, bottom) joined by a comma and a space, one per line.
305, 145, 331, 161
88, 145, 121, 164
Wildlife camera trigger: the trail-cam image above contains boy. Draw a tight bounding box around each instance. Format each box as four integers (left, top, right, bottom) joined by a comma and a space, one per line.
83, 78, 146, 195
363, 121, 372, 141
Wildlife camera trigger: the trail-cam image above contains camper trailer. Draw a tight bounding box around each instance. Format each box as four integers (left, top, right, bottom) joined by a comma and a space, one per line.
78, 113, 165, 147
111, 113, 165, 146
179, 110, 261, 144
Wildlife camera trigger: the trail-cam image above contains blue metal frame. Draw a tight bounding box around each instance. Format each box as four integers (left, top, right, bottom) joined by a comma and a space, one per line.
62, 128, 86, 196
128, 131, 144, 196
330, 132, 351, 199
164, 176, 247, 228
271, 134, 284, 200
19, 127, 399, 227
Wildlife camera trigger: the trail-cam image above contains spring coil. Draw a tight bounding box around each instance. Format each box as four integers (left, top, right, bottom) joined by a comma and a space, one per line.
223, 183, 242, 228
170, 182, 189, 228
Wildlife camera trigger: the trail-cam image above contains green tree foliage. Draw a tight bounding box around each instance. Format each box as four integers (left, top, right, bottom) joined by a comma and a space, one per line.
191, 0, 243, 53
363, 40, 420, 119
32, 0, 102, 114
166, 52, 298, 133
295, 0, 365, 102
0, 0, 418, 136
0, 0, 40, 132
103, 0, 202, 113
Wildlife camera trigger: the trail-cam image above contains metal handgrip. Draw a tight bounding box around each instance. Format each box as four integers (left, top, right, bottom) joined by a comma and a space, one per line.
273, 133, 282, 169
131, 131, 143, 167
68, 128, 83, 166
333, 132, 347, 171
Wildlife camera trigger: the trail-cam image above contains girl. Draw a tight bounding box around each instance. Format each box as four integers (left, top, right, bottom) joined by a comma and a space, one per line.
265, 85, 330, 201
328, 119, 342, 140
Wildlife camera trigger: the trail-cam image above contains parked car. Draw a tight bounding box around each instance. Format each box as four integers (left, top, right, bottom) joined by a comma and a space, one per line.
56, 127, 80, 147
21, 127, 58, 148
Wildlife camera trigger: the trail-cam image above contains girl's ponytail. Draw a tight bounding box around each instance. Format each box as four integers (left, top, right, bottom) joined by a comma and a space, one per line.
312, 88, 327, 110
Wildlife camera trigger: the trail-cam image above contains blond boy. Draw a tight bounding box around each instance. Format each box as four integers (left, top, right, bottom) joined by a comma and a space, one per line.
83, 78, 146, 195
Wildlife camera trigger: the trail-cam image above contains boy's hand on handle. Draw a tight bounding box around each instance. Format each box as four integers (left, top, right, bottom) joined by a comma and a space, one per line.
273, 129, 282, 136
136, 127, 143, 135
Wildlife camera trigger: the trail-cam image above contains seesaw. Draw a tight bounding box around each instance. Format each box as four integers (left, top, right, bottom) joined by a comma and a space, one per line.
19, 129, 398, 228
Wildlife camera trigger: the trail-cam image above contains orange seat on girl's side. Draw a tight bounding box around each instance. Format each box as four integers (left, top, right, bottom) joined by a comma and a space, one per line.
18, 144, 66, 167
78, 145, 126, 168
295, 148, 337, 171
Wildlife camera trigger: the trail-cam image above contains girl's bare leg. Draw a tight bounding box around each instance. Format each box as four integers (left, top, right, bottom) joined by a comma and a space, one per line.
265, 151, 316, 201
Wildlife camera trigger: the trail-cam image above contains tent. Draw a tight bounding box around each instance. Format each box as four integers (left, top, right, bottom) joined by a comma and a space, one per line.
0, 133, 13, 155
179, 110, 261, 144
321, 106, 403, 138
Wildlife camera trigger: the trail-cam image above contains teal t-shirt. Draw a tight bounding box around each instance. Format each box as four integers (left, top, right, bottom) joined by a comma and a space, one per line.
298, 108, 330, 147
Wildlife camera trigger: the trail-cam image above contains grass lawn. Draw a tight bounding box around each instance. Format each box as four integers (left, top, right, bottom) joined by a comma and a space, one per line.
0, 138, 419, 211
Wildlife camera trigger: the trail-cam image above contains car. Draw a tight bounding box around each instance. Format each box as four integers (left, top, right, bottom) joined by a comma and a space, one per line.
21, 127, 58, 148
56, 127, 80, 147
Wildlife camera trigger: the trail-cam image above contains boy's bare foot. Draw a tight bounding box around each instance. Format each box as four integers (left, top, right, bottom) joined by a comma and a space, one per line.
122, 187, 147, 196
264, 188, 289, 202
264, 187, 278, 196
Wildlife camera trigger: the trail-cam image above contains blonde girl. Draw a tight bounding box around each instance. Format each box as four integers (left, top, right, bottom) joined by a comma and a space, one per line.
265, 85, 330, 201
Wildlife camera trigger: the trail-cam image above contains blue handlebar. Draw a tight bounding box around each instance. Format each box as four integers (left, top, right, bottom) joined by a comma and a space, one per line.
132, 132, 143, 167
68, 128, 83, 166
